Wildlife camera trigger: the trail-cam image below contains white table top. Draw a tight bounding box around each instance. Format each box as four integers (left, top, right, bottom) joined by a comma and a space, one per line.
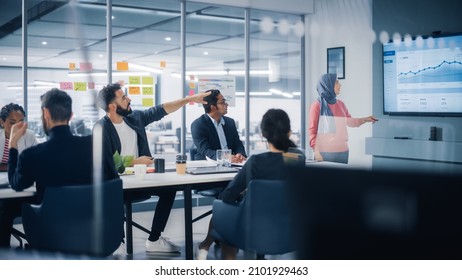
0, 187, 36, 199
121, 171, 236, 190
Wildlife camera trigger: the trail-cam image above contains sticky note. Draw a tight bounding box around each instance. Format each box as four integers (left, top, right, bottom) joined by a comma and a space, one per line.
116, 61, 129, 71
129, 76, 141, 84
142, 76, 154, 85
142, 87, 153, 95
79, 62, 92, 71
74, 82, 87, 91
60, 82, 73, 90
142, 98, 154, 107
129, 86, 141, 95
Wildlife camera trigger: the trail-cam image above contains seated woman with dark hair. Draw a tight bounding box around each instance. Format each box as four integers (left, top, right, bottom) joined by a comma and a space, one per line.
0, 102, 38, 248
195, 108, 304, 260
0, 103, 38, 171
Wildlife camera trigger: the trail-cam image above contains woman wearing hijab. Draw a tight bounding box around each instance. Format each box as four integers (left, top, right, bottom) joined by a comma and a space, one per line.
308, 73, 377, 164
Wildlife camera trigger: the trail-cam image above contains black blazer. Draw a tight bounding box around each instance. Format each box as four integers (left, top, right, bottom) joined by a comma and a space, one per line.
191, 114, 246, 160
8, 125, 94, 204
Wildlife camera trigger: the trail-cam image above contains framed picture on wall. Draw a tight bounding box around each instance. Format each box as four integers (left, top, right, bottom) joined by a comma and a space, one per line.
327, 47, 345, 79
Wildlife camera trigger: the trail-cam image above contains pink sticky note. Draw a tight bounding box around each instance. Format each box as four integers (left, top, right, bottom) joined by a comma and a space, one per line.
60, 82, 73, 90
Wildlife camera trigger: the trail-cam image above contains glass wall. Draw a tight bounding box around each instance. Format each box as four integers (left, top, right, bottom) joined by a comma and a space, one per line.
185, 3, 246, 155
0, 0, 305, 156
248, 10, 303, 154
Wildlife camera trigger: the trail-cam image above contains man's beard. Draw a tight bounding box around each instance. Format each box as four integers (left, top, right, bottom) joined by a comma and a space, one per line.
41, 114, 49, 136
116, 104, 132, 117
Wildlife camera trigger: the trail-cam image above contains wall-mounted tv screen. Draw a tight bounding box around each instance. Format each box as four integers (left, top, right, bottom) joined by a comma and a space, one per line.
383, 33, 462, 116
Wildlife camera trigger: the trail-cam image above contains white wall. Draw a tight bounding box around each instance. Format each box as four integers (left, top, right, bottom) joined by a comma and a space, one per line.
305, 0, 374, 168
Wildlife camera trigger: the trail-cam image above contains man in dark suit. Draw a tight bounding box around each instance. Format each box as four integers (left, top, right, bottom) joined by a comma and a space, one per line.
1, 88, 97, 248
191, 89, 246, 162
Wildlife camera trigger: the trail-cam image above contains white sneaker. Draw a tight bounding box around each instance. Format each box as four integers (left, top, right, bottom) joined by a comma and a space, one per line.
195, 244, 208, 260
112, 243, 126, 258
146, 236, 181, 253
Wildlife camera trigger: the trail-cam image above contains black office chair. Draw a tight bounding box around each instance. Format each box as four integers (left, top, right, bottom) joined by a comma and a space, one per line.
211, 180, 295, 258
21, 179, 124, 257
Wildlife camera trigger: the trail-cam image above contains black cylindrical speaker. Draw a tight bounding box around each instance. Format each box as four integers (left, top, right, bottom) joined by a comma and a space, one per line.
429, 126, 437, 141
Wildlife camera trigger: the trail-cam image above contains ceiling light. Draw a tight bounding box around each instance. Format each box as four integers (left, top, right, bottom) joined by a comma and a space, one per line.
165, 37, 172, 41
203, 51, 208, 55
7, 85, 56, 90
182, 70, 270, 76
269, 88, 282, 95
41, 41, 47, 45
34, 80, 59, 86
282, 92, 293, 98
98, 54, 104, 58
68, 71, 151, 77
236, 92, 272, 96
129, 63, 163, 74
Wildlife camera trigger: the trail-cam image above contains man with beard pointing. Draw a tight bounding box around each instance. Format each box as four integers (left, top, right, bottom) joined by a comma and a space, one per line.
96, 83, 209, 254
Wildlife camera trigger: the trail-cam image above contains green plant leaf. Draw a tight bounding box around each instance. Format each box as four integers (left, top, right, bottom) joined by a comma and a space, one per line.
113, 151, 123, 169
122, 155, 134, 167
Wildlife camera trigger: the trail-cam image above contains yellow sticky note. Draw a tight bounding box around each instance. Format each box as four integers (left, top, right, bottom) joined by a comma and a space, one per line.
142, 87, 153, 95
160, 61, 166, 68
142, 76, 154, 85
69, 63, 76, 70
116, 61, 129, 71
128, 86, 141, 95
129, 76, 141, 84
74, 82, 87, 91
142, 98, 154, 107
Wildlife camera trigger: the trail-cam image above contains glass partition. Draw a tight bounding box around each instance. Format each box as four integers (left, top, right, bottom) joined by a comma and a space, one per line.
0, 1, 304, 155
248, 9, 303, 154
185, 3, 246, 156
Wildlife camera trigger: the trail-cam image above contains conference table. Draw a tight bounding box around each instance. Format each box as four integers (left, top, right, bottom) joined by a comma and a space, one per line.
121, 169, 236, 259
0, 160, 347, 259
0, 166, 235, 260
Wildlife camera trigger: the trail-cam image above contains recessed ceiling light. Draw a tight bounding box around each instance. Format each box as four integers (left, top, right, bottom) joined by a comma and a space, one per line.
203, 51, 208, 55
98, 54, 103, 58
112, 16, 115, 20
164, 37, 171, 41
2, 57, 6, 61
41, 41, 47, 45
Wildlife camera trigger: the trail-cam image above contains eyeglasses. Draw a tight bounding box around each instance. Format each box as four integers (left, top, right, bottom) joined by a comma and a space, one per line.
216, 99, 228, 106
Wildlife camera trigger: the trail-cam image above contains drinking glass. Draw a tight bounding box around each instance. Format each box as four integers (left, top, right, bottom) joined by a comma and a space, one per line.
216, 149, 232, 167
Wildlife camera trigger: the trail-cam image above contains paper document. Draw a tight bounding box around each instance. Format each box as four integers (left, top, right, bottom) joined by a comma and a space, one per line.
207, 155, 245, 167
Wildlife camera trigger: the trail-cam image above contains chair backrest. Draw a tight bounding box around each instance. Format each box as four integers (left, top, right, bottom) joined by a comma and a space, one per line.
213, 179, 294, 255
244, 179, 294, 254
22, 178, 124, 257
190, 145, 198, 161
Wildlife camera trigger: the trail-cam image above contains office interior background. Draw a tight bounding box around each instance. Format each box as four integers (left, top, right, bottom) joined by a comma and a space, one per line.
0, 0, 461, 172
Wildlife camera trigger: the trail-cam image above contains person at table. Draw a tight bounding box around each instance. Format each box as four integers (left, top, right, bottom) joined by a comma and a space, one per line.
191, 89, 246, 163
95, 83, 209, 253
0, 103, 38, 172
0, 103, 38, 247
195, 108, 304, 260
2, 89, 95, 249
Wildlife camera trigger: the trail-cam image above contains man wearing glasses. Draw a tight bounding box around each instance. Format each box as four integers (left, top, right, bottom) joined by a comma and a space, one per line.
191, 89, 246, 163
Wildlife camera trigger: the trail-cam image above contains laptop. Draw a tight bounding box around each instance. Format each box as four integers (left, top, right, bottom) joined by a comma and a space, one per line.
186, 166, 239, 175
